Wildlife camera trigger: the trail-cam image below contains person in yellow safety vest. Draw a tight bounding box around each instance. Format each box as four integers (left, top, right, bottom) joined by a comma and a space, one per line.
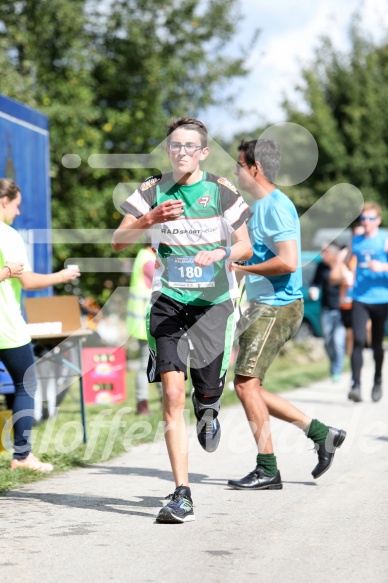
127, 246, 162, 414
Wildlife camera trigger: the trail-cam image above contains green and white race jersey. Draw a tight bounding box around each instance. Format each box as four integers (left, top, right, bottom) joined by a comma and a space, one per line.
121, 171, 252, 306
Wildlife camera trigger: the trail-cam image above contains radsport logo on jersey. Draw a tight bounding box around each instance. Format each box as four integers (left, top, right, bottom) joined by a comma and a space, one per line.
160, 221, 219, 244
161, 226, 217, 236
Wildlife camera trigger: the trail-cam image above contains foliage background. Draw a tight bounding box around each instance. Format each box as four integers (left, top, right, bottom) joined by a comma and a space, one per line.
223, 19, 388, 245
0, 0, 255, 303
0, 3, 387, 304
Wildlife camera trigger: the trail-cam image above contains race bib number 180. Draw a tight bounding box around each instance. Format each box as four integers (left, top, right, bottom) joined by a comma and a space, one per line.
167, 256, 215, 288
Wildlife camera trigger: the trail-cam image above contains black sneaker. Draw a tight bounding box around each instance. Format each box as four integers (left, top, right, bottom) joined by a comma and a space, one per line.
348, 384, 362, 402
371, 379, 382, 402
156, 485, 195, 523
191, 391, 221, 453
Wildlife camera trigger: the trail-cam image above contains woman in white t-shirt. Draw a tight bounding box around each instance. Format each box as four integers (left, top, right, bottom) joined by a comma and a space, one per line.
0, 179, 79, 472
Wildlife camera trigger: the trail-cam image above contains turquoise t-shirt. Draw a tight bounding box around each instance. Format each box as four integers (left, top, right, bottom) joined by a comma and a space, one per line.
245, 189, 303, 306
352, 231, 388, 304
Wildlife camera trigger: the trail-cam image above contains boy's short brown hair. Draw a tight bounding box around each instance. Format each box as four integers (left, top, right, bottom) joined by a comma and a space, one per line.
166, 117, 208, 147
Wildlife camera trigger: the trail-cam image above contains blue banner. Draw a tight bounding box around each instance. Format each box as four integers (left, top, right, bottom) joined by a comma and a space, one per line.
0, 95, 52, 296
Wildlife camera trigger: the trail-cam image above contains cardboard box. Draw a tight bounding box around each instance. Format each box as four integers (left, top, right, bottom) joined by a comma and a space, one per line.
24, 296, 82, 334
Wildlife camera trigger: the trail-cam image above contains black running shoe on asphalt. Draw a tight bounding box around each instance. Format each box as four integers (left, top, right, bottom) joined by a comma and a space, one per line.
156, 485, 195, 523
191, 390, 221, 453
371, 379, 382, 402
348, 384, 362, 402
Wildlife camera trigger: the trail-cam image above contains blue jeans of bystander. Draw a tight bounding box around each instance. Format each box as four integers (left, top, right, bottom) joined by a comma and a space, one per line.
0, 342, 37, 459
321, 308, 346, 377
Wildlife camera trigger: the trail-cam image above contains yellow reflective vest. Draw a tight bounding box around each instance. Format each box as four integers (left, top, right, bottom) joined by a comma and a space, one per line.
126, 247, 155, 340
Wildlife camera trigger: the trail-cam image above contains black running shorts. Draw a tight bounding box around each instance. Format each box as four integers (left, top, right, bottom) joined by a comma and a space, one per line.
146, 293, 235, 397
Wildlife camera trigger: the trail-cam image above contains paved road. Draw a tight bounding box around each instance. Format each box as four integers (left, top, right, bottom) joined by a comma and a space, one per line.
1, 350, 387, 583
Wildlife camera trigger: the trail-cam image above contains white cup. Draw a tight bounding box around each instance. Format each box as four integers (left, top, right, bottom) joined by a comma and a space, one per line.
309, 286, 320, 301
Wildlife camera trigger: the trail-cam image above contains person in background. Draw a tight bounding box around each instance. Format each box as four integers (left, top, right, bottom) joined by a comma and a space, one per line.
227, 139, 346, 492
337, 252, 356, 357
346, 203, 388, 403
330, 224, 365, 358
79, 296, 104, 347
126, 245, 162, 415
309, 243, 346, 382
0, 178, 79, 472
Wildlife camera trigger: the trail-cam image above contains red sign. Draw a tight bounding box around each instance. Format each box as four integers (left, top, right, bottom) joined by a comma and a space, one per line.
82, 347, 126, 405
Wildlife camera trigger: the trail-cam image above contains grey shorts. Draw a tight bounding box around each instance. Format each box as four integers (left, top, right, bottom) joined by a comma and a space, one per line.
235, 299, 304, 380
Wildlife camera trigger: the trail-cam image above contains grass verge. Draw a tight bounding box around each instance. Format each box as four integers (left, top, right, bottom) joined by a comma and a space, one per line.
0, 341, 335, 494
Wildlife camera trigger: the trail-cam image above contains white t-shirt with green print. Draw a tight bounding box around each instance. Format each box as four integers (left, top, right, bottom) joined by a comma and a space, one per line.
121, 171, 252, 306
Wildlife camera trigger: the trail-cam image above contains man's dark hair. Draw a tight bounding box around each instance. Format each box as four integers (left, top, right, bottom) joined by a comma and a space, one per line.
167, 117, 208, 147
0, 178, 20, 200
238, 138, 281, 183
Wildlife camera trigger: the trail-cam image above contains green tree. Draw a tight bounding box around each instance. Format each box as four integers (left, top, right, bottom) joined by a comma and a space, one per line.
0, 0, 255, 302
282, 20, 388, 225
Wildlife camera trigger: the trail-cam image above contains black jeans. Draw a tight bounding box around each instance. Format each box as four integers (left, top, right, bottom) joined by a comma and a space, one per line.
0, 343, 37, 459
351, 300, 388, 386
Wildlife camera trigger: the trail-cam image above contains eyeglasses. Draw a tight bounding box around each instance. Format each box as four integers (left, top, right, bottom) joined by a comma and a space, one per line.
169, 142, 203, 155
360, 215, 379, 221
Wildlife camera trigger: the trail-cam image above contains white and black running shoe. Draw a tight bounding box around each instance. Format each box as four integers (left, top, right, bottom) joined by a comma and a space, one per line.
191, 390, 221, 453
156, 485, 195, 523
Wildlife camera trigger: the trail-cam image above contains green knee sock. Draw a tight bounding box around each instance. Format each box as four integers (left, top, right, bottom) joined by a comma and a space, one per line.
306, 419, 329, 445
256, 453, 278, 476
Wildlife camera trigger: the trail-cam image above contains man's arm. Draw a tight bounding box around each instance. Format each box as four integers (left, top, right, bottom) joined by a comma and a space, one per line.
231, 239, 298, 277
112, 214, 149, 252
112, 199, 185, 252
193, 222, 253, 267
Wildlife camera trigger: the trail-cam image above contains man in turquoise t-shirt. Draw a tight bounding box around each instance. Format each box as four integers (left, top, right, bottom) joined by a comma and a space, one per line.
227, 138, 346, 491
112, 117, 252, 523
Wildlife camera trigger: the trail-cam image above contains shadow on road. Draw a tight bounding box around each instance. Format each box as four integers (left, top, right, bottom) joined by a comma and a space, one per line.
6, 490, 164, 518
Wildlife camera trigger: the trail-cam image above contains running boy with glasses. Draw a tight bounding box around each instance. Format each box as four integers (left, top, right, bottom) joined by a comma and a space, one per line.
112, 117, 252, 523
